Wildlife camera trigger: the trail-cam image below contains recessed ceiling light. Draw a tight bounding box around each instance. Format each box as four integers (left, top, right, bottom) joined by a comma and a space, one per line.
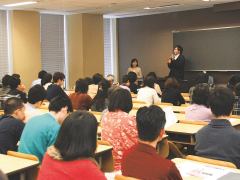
4, 1, 37, 7
202, 0, 210, 1
144, 4, 180, 10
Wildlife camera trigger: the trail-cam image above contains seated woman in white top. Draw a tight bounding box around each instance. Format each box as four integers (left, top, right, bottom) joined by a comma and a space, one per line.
185, 83, 213, 121
146, 72, 162, 96
137, 76, 161, 105
127, 58, 143, 82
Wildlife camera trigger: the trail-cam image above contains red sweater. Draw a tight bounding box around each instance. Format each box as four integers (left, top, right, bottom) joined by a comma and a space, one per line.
122, 143, 183, 180
38, 154, 106, 180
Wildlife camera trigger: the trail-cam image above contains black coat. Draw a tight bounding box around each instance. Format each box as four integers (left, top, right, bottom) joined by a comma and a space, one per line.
168, 54, 185, 80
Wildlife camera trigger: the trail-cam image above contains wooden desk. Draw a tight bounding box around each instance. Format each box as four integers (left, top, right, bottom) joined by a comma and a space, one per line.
39, 102, 49, 110
173, 158, 240, 180
0, 154, 39, 176
0, 110, 3, 115
95, 144, 113, 172
165, 123, 204, 145
95, 144, 113, 155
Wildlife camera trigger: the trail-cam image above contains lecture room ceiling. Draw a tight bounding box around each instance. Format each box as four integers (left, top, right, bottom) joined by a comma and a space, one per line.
0, 0, 239, 17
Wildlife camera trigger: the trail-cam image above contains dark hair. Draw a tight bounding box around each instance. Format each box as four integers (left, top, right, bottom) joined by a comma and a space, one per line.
49, 96, 73, 113
75, 79, 88, 93
164, 77, 179, 89
2, 74, 11, 87
53, 72, 65, 83
41, 73, 52, 86
192, 83, 210, 107
54, 111, 98, 161
108, 88, 132, 113
28, 85, 46, 104
234, 83, 240, 96
4, 97, 24, 115
146, 72, 157, 80
12, 73, 20, 79
209, 86, 235, 117
122, 75, 129, 84
92, 79, 110, 111
38, 70, 47, 79
92, 73, 103, 85
144, 76, 155, 88
128, 72, 137, 83
8, 76, 20, 89
130, 58, 138, 67
227, 74, 240, 90
84, 77, 93, 85
174, 45, 183, 54
136, 105, 166, 141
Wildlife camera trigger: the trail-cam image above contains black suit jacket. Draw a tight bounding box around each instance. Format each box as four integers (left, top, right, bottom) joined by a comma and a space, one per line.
168, 54, 185, 80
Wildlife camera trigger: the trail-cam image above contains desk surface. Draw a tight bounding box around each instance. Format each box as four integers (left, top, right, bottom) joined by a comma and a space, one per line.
0, 154, 39, 175
166, 123, 203, 135
173, 158, 240, 180
95, 144, 113, 156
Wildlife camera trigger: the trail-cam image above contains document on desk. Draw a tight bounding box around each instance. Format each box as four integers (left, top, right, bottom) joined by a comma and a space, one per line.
162, 106, 178, 128
176, 161, 232, 180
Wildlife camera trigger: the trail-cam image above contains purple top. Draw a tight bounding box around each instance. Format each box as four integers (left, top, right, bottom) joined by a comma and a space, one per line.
185, 104, 214, 121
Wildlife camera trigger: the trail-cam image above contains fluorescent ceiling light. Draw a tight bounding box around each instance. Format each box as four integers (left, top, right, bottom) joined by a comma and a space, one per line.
4, 1, 37, 7
144, 4, 181, 10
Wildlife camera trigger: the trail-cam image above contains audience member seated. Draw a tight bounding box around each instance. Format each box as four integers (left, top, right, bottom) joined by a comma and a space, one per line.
38, 111, 106, 180
101, 88, 138, 170
88, 73, 103, 99
161, 77, 185, 106
137, 76, 161, 105
227, 74, 240, 91
232, 82, 240, 115
146, 72, 162, 96
122, 105, 182, 180
91, 79, 110, 112
0, 75, 11, 96
128, 71, 139, 94
41, 73, 52, 90
25, 85, 47, 122
119, 75, 131, 92
18, 96, 72, 162
7, 76, 27, 103
32, 70, 47, 87
106, 74, 117, 87
12, 73, 26, 93
69, 79, 92, 110
195, 86, 240, 168
185, 83, 213, 121
0, 97, 25, 154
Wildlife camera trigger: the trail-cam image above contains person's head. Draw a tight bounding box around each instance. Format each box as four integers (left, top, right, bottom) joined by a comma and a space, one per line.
54, 111, 98, 161
227, 74, 240, 90
128, 71, 137, 83
108, 88, 132, 113
8, 76, 20, 90
48, 96, 72, 124
92, 73, 103, 85
4, 97, 25, 121
53, 72, 65, 86
136, 105, 166, 143
130, 58, 139, 68
75, 79, 88, 94
122, 75, 130, 86
144, 76, 155, 89
1, 74, 11, 87
146, 72, 157, 81
12, 73, 20, 79
106, 74, 115, 86
234, 83, 240, 96
192, 83, 210, 107
28, 85, 46, 106
84, 77, 93, 85
173, 45, 183, 55
164, 77, 180, 89
38, 70, 47, 79
41, 73, 52, 86
209, 86, 235, 117
194, 72, 209, 85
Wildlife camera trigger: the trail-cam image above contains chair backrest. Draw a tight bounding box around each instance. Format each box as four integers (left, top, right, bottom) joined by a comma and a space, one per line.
168, 141, 185, 158
157, 138, 169, 158
186, 155, 237, 169
7, 151, 39, 161
179, 120, 209, 126
115, 175, 139, 180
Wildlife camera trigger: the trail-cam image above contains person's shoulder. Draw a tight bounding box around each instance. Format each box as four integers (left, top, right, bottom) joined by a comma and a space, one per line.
0, 116, 23, 125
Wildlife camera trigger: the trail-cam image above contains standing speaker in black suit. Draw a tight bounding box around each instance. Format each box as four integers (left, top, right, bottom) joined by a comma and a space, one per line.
167, 45, 185, 81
